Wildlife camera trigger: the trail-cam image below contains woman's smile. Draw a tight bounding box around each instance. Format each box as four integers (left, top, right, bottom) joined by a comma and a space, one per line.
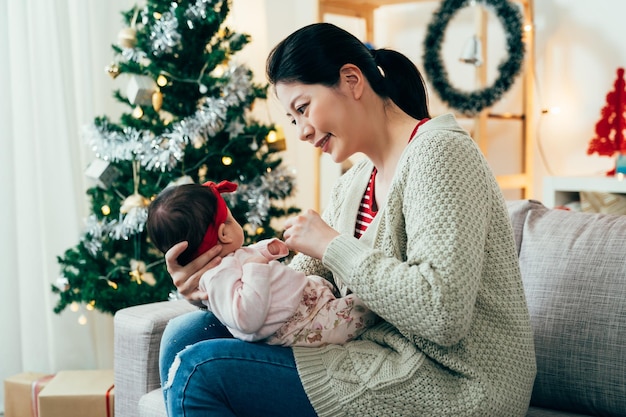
315, 134, 331, 152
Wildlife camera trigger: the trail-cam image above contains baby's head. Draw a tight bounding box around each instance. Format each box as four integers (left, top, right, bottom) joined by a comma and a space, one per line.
147, 181, 241, 265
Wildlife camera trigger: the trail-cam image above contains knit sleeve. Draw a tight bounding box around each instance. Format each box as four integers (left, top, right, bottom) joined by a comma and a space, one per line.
323, 129, 492, 346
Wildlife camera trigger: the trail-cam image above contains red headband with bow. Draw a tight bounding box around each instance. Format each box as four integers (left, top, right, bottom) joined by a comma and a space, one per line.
192, 180, 238, 259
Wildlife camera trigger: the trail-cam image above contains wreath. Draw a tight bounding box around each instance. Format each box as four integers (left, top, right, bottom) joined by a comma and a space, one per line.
422, 0, 525, 116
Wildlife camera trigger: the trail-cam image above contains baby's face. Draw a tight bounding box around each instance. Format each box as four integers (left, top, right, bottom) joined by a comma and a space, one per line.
220, 208, 245, 255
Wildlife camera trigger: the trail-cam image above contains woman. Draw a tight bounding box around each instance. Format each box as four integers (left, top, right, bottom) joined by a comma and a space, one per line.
160, 22, 536, 416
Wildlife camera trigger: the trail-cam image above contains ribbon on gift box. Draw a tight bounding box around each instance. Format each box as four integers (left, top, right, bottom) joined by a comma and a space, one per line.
31, 374, 55, 417
105, 384, 114, 417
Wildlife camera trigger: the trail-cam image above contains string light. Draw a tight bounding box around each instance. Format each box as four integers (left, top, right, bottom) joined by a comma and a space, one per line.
132, 106, 144, 119
157, 74, 168, 87
221, 155, 233, 166
101, 205, 111, 216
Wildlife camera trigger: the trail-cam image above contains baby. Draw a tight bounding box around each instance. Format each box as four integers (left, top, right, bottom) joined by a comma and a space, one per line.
146, 180, 378, 347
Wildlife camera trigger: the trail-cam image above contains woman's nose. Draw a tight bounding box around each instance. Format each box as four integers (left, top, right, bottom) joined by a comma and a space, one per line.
298, 124, 314, 142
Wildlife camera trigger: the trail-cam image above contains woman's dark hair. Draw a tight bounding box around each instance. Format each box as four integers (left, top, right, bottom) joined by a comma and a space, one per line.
146, 184, 218, 266
266, 22, 430, 119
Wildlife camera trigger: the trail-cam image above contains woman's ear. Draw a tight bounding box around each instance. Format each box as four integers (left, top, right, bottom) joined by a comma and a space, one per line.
339, 64, 364, 99
217, 223, 233, 244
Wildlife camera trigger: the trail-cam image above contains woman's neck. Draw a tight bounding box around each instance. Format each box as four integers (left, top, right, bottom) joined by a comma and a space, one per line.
368, 111, 419, 180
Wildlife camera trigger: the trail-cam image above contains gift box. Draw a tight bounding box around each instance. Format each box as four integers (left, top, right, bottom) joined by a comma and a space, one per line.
4, 372, 55, 417
37, 370, 114, 417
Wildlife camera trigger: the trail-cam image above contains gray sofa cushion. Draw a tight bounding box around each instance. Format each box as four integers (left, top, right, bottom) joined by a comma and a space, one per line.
512, 200, 626, 416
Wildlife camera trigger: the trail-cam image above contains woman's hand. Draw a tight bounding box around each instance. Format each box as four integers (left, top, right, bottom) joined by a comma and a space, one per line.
283, 209, 339, 260
165, 242, 223, 301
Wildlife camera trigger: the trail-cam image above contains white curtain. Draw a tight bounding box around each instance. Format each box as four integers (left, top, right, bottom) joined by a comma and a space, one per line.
0, 0, 134, 411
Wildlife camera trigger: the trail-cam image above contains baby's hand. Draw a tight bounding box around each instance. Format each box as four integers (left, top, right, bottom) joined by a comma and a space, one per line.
267, 239, 282, 256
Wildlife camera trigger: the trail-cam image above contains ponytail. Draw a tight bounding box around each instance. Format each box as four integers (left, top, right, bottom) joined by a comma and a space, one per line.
370, 49, 430, 119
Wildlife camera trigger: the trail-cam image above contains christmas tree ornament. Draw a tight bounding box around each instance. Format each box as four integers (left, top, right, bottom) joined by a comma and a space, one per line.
152, 90, 163, 111
54, 277, 70, 292
129, 259, 156, 286
120, 192, 150, 214
118, 27, 137, 48
105, 63, 121, 79
127, 75, 158, 106
85, 158, 120, 189
266, 126, 287, 152
587, 67, 626, 176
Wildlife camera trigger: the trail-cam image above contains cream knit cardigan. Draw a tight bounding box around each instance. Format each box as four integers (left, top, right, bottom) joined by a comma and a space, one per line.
288, 114, 537, 417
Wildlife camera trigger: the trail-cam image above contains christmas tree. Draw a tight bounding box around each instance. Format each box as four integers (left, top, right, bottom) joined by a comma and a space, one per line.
587, 67, 626, 175
53, 0, 299, 317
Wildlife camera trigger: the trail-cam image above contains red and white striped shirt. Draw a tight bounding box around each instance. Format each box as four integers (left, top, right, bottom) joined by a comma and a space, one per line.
354, 168, 378, 238
354, 118, 429, 239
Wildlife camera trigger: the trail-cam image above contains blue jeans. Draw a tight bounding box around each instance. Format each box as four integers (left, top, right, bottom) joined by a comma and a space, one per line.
159, 309, 318, 417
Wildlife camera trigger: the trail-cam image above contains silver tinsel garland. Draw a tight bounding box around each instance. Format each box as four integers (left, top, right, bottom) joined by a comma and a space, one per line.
82, 206, 149, 256
150, 7, 181, 56
225, 166, 296, 229
85, 64, 254, 172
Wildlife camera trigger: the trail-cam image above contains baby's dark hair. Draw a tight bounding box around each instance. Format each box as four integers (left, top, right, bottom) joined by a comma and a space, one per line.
146, 184, 218, 266
266, 22, 430, 119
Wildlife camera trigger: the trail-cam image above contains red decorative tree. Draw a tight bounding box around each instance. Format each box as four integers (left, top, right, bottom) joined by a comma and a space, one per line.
587, 67, 626, 175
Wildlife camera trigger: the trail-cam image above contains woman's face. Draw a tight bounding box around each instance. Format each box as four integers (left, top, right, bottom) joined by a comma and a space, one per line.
275, 80, 362, 163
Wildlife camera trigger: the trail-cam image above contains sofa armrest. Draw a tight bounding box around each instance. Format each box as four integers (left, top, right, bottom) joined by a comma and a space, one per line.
114, 300, 197, 417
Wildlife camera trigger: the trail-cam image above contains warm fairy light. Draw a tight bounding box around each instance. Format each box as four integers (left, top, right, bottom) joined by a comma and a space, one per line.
101, 205, 111, 216
267, 130, 278, 143
153, 12, 162, 19
212, 65, 225, 78
266, 167, 272, 173
524, 24, 533, 32
256, 227, 264, 235
86, 300, 95, 311
70, 302, 80, 312
108, 280, 118, 290
78, 314, 88, 325
157, 74, 168, 87
221, 155, 233, 166
132, 106, 144, 119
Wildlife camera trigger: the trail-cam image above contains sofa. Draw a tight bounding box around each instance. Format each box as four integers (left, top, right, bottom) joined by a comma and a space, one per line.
113, 199, 626, 417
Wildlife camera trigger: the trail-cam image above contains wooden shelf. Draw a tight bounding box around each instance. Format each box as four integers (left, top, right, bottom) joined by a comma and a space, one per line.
543, 176, 626, 208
